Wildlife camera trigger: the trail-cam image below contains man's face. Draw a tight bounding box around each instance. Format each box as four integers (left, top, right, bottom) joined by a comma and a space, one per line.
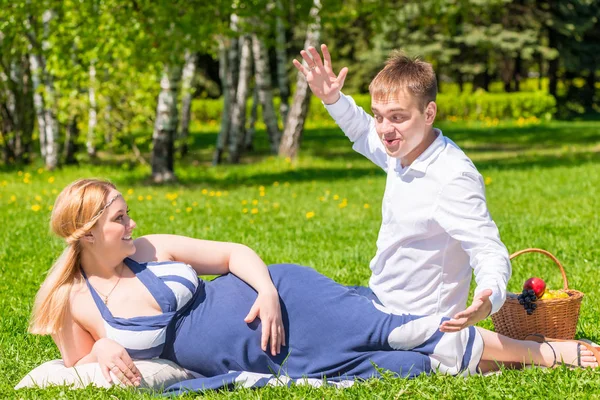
371, 90, 436, 163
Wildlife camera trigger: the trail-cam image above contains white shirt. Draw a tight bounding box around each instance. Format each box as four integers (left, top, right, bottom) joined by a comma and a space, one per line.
325, 94, 511, 317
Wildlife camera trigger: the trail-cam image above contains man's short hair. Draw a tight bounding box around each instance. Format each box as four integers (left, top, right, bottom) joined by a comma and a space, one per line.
369, 51, 437, 111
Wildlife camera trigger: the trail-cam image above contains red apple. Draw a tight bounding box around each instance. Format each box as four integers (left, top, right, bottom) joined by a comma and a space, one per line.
523, 277, 546, 298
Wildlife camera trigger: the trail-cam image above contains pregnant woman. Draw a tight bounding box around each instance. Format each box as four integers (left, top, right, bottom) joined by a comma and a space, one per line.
28, 179, 600, 393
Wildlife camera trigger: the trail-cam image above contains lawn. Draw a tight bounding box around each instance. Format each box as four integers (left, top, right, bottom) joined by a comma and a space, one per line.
1, 118, 600, 399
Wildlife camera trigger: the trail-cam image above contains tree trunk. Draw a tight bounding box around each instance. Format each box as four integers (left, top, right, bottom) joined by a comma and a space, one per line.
178, 50, 197, 157
227, 34, 253, 164
584, 65, 596, 113
513, 54, 522, 92
252, 33, 281, 153
87, 63, 97, 157
245, 86, 259, 151
275, 0, 290, 125
27, 10, 59, 169
278, 0, 321, 159
548, 28, 559, 98
151, 65, 182, 183
64, 116, 78, 165
213, 14, 240, 165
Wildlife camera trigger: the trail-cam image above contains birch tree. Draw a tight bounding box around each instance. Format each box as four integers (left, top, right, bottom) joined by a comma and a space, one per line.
252, 32, 281, 153
227, 34, 253, 163
213, 14, 240, 165
278, 0, 321, 159
26, 10, 60, 169
87, 63, 97, 157
151, 65, 182, 183
275, 0, 290, 125
178, 50, 197, 157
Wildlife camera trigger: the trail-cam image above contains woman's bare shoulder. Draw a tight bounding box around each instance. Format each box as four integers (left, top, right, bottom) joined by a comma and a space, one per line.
130, 235, 173, 263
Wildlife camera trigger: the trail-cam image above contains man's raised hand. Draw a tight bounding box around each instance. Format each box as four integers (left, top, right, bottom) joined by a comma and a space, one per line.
292, 44, 348, 105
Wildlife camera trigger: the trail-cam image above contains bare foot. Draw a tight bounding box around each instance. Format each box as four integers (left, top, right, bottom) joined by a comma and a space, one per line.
545, 341, 599, 368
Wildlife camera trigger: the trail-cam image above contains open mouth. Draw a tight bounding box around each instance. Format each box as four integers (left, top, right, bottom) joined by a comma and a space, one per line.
384, 138, 401, 146
122, 235, 133, 241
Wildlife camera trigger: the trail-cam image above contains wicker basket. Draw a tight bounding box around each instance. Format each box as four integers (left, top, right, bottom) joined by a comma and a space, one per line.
491, 248, 583, 340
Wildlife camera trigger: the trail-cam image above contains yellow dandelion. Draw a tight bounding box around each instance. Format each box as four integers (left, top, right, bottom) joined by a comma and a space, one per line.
216, 191, 222, 197
260, 192, 265, 197
146, 195, 153, 201
18, 171, 23, 176
35, 195, 42, 202
285, 157, 291, 163
1, 180, 7, 186
31, 204, 41, 212
251, 208, 258, 214
37, 167, 44, 174
319, 196, 326, 201
325, 190, 330, 195
47, 205, 53, 211
202, 189, 208, 195
186, 207, 192, 212
333, 194, 340, 200
485, 177, 492, 185
209, 191, 215, 197
23, 178, 30, 184
273, 182, 279, 187
169, 215, 175, 221
127, 188, 134, 195
252, 200, 258, 205
176, 209, 181, 213
259, 186, 265, 191
306, 211, 315, 219
51, 189, 57, 194
242, 200, 248, 205
138, 195, 144, 201
273, 202, 280, 208
10, 195, 16, 202
242, 208, 248, 214
364, 203, 370, 209
172, 201, 177, 206
192, 201, 198, 206
25, 172, 31, 177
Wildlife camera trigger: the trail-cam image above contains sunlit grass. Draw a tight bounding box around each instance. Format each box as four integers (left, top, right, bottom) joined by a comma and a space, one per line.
2, 119, 600, 398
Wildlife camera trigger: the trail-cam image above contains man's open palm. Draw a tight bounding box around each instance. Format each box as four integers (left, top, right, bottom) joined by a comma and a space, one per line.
292, 44, 348, 105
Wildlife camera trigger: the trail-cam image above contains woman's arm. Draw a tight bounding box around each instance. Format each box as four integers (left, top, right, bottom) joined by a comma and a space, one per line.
132, 234, 285, 355
51, 297, 141, 386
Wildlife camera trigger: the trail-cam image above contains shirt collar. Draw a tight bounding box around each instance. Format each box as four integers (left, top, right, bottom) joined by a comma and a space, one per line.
394, 128, 445, 175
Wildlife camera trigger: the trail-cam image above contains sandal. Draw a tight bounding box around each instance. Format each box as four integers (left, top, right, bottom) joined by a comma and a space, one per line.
525, 333, 600, 368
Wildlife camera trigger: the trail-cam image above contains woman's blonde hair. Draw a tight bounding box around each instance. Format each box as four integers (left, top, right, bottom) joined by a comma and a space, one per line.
29, 178, 117, 335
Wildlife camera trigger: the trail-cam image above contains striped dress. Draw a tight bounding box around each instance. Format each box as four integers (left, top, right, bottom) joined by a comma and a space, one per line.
83, 259, 484, 393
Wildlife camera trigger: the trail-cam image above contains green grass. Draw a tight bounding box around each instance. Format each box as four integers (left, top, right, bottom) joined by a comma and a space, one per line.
2, 118, 600, 399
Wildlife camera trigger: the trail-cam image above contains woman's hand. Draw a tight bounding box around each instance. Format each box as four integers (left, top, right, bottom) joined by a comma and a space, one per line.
92, 338, 142, 386
244, 289, 286, 356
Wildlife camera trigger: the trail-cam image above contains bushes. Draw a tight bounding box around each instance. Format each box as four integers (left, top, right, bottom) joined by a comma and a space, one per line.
191, 90, 556, 125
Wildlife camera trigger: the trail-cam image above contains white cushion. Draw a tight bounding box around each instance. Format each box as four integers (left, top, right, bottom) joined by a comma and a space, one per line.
15, 359, 195, 390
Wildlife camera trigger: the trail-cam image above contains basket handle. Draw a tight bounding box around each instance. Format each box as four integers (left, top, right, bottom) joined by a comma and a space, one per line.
510, 248, 569, 290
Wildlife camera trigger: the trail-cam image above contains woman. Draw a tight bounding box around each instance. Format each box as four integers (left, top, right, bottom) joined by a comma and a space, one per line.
30, 179, 600, 391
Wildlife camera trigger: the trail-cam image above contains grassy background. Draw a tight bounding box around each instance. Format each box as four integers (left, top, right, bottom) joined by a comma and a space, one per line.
1, 118, 600, 398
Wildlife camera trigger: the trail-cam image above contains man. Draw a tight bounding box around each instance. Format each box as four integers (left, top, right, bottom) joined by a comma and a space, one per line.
293, 44, 511, 332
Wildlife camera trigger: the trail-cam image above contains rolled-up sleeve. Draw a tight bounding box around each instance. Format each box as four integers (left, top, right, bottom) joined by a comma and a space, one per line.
324, 93, 388, 170
433, 171, 511, 314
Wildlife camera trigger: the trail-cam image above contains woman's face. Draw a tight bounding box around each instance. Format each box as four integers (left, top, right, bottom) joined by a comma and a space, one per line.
88, 189, 137, 258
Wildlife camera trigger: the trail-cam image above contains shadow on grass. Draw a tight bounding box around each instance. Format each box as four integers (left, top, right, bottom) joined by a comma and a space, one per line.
2, 122, 599, 183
